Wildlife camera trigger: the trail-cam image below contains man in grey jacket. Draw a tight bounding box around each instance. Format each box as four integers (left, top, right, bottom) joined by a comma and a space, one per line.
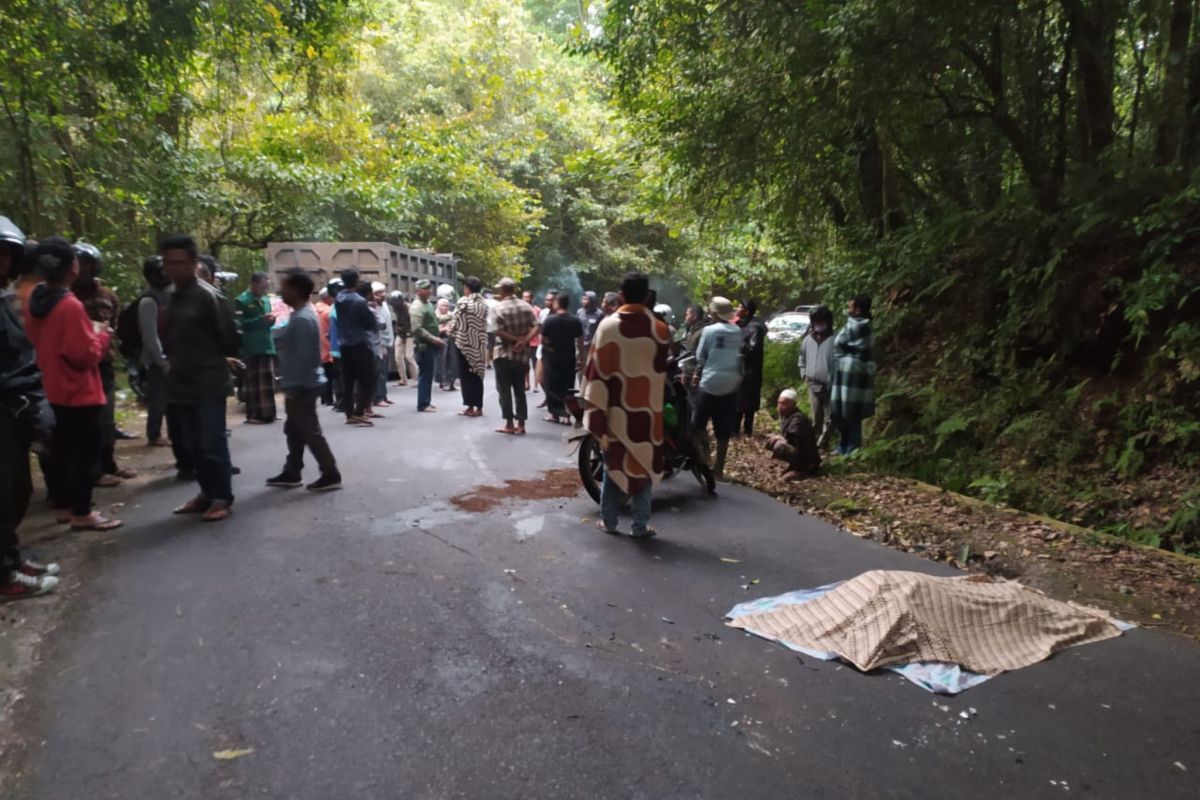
266, 268, 341, 492
797, 305, 836, 449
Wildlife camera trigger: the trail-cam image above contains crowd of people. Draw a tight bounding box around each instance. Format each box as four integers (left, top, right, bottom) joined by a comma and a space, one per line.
2, 211, 876, 598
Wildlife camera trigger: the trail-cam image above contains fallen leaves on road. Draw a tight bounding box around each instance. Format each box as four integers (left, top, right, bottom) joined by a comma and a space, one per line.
724, 437, 1200, 637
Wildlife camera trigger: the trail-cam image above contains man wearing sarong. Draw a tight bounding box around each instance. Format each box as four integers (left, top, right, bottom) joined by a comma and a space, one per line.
583, 272, 670, 539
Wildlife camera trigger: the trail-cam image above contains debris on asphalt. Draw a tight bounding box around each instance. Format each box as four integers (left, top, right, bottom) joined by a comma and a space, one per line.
720, 557, 741, 564
660, 617, 674, 624
1174, 761, 1187, 772
213, 748, 254, 760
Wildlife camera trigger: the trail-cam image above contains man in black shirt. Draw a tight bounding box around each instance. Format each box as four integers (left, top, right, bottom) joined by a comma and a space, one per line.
540, 293, 584, 423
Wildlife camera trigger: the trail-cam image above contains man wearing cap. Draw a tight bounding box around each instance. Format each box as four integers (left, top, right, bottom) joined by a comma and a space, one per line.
409, 279, 445, 412
692, 297, 743, 482
234, 271, 277, 424
766, 389, 821, 480
490, 278, 538, 434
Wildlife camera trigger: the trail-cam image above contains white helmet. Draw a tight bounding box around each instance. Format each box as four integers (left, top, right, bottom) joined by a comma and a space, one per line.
654, 303, 675, 326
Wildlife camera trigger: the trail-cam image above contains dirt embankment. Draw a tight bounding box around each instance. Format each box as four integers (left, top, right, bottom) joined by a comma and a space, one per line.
725, 437, 1200, 638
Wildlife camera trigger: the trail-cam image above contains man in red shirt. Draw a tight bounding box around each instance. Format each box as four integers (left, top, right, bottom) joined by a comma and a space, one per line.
24, 238, 122, 531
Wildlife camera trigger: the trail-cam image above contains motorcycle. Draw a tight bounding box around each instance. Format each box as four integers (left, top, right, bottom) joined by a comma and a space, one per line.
564, 357, 716, 504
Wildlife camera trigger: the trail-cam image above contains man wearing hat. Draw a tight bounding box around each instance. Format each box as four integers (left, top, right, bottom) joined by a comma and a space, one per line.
691, 296, 743, 482
765, 388, 821, 480
409, 279, 445, 412
490, 278, 538, 434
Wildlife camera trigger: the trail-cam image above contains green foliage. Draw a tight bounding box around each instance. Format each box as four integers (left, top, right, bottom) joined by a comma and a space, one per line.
761, 340, 801, 401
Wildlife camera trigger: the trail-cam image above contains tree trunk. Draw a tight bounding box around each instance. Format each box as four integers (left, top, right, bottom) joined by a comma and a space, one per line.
1065, 0, 1117, 162
1182, 22, 1200, 165
1155, 0, 1195, 165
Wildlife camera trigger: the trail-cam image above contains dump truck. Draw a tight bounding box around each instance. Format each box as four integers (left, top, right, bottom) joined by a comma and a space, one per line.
264, 241, 460, 296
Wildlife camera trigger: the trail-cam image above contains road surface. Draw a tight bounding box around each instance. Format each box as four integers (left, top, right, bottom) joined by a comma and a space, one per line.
10, 384, 1200, 799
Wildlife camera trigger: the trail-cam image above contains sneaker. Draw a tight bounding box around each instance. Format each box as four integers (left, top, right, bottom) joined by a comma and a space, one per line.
19, 559, 60, 577
1, 571, 58, 601
306, 474, 342, 492
265, 472, 303, 488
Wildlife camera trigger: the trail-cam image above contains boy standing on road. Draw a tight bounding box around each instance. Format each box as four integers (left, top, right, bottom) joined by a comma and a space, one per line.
266, 269, 341, 492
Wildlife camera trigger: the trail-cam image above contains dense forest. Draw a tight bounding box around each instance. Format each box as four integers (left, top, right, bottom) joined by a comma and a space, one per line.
2, 1, 1197, 550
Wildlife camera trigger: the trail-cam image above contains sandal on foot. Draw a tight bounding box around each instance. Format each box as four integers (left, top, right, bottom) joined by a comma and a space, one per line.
594, 520, 620, 535
70, 514, 123, 532
495, 427, 516, 435
202, 504, 232, 522
630, 526, 658, 539
114, 467, 138, 479
173, 497, 210, 515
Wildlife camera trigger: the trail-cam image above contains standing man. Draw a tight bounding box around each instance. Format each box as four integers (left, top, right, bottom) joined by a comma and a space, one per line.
765, 388, 821, 480
693, 297, 742, 483
334, 268, 378, 427
1, 221, 60, 598
72, 242, 135, 486
265, 269, 341, 492
583, 272, 670, 538
234, 271, 277, 424
314, 286, 336, 406
409, 279, 445, 412
830, 295, 876, 455
26, 238, 123, 531
521, 289, 540, 392
735, 299, 767, 436
540, 293, 584, 424
450, 276, 489, 417
577, 290, 603, 351
161, 234, 240, 522
798, 305, 836, 449
371, 282, 394, 407
136, 256, 173, 447
389, 291, 416, 387
490, 278, 538, 435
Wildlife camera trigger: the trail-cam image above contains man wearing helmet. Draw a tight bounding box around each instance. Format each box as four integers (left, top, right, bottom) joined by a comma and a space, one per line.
0, 216, 61, 598
73, 241, 137, 487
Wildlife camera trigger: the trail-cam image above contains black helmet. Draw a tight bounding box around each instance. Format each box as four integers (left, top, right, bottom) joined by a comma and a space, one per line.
73, 240, 102, 275
1, 216, 25, 276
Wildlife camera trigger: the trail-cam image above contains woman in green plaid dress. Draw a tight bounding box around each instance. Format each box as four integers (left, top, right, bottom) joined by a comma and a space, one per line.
830, 296, 875, 454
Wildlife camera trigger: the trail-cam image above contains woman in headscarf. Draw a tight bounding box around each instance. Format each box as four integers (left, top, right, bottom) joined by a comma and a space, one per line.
435, 297, 458, 391
829, 295, 875, 454
449, 276, 489, 417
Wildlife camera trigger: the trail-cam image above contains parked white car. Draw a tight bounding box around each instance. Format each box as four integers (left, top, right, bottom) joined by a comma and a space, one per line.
766, 311, 811, 344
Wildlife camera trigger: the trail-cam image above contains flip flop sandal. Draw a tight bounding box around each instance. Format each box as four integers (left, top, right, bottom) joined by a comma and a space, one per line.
173, 498, 210, 514
114, 468, 138, 479
494, 427, 516, 435
70, 515, 123, 532
594, 520, 620, 535
630, 527, 658, 539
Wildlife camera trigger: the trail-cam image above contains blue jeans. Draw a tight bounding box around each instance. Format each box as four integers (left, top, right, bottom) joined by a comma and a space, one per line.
836, 417, 863, 455
173, 397, 233, 504
600, 469, 653, 535
416, 346, 437, 410
374, 354, 389, 403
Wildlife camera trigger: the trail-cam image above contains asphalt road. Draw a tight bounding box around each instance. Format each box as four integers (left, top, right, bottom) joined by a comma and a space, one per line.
10, 383, 1200, 800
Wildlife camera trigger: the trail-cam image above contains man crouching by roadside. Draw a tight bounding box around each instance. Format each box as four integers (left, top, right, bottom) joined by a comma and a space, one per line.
765, 388, 821, 481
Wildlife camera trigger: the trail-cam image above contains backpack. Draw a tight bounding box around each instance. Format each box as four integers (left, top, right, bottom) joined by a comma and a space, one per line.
115, 292, 155, 359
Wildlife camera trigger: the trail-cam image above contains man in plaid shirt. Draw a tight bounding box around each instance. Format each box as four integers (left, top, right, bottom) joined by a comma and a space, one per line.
491, 278, 538, 435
